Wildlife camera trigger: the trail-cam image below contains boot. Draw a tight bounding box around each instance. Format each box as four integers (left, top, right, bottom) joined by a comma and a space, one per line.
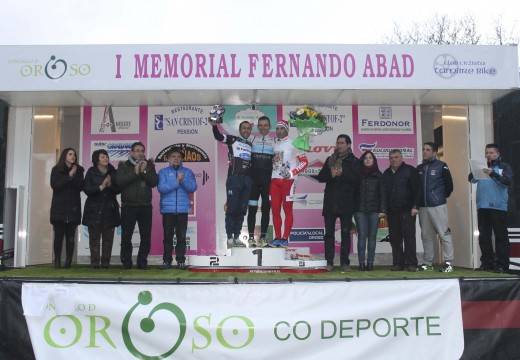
367, 262, 374, 271
358, 263, 366, 271
54, 258, 61, 269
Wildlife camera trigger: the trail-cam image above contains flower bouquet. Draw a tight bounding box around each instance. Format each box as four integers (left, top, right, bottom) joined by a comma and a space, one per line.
288, 105, 327, 151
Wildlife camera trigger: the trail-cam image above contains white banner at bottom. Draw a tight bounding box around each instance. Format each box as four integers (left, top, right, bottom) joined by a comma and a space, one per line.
22, 280, 464, 360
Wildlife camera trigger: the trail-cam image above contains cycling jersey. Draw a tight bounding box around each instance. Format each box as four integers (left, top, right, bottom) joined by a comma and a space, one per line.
272, 136, 309, 179
248, 134, 275, 172
212, 125, 252, 176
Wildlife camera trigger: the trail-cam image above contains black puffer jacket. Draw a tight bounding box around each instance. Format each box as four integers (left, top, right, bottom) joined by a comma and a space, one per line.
50, 164, 84, 225
317, 153, 361, 215
382, 162, 420, 212
82, 164, 121, 229
356, 170, 387, 213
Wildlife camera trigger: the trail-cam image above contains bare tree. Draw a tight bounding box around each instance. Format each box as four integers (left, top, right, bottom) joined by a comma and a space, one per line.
489, 15, 519, 45
384, 13, 517, 45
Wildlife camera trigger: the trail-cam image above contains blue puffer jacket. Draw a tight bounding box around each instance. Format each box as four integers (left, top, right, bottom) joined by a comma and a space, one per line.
158, 164, 198, 214
469, 157, 512, 211
417, 159, 453, 207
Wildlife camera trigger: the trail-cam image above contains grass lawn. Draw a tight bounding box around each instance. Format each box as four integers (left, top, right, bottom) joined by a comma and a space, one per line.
1, 263, 516, 282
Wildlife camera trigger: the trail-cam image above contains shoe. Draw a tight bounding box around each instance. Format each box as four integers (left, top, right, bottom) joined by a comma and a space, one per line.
494, 265, 508, 274
102, 265, 110, 269
407, 266, 417, 272
259, 237, 269, 247
419, 264, 434, 272
326, 264, 333, 272
267, 239, 282, 247
248, 237, 257, 247
358, 263, 366, 271
278, 238, 288, 248
177, 262, 187, 270
159, 262, 172, 270
367, 263, 374, 271
390, 265, 404, 271
234, 238, 246, 247
341, 264, 351, 272
137, 264, 148, 270
54, 259, 61, 269
92, 265, 100, 269
122, 263, 133, 270
227, 238, 234, 248
439, 262, 453, 273
475, 264, 494, 272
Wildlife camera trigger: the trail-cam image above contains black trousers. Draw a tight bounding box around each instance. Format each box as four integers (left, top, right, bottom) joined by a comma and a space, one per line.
247, 172, 271, 237
162, 213, 188, 264
53, 223, 77, 263
387, 210, 418, 268
478, 208, 510, 270
120, 205, 152, 268
323, 212, 353, 266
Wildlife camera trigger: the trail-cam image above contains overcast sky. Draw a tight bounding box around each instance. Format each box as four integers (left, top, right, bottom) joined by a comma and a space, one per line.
0, 0, 517, 45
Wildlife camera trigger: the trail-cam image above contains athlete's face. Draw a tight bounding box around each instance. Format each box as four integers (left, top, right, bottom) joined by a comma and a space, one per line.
239, 122, 252, 139
276, 126, 288, 139
257, 119, 271, 136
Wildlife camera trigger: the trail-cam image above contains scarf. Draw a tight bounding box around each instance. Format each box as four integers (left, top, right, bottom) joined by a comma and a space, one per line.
328, 148, 351, 168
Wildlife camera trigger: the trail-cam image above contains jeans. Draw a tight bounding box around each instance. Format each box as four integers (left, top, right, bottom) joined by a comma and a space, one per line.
120, 205, 152, 268
225, 175, 252, 239
354, 212, 379, 264
88, 226, 115, 267
162, 213, 188, 264
323, 212, 353, 266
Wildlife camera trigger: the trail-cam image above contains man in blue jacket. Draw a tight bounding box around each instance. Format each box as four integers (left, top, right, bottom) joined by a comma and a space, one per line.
157, 148, 198, 270
469, 143, 513, 273
417, 142, 454, 273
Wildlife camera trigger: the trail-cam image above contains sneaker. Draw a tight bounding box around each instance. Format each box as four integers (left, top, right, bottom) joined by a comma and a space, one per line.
227, 238, 234, 248
259, 237, 269, 247
278, 238, 288, 248
267, 239, 282, 247
159, 262, 172, 270
341, 264, 351, 272
177, 262, 187, 270
418, 264, 434, 271
248, 237, 257, 247
439, 262, 453, 273
233, 238, 246, 247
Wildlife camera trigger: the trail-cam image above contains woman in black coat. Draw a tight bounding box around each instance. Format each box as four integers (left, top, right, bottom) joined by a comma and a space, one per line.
354, 151, 387, 271
50, 148, 84, 269
82, 149, 121, 269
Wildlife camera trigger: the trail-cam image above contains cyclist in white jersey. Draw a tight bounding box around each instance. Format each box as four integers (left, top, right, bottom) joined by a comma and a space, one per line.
268, 119, 308, 248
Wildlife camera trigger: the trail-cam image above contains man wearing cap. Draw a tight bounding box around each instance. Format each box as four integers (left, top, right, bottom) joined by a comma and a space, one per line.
210, 118, 253, 254
268, 119, 309, 248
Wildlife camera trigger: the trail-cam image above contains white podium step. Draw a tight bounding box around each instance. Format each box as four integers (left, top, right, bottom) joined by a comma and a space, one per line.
188, 247, 326, 273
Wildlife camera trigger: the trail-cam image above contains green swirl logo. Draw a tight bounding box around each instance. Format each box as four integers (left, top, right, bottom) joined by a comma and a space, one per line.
122, 291, 187, 359
45, 55, 67, 79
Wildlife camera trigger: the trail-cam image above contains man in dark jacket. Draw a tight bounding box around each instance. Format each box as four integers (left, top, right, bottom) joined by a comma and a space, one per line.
317, 134, 361, 272
383, 149, 420, 272
417, 142, 454, 273
117, 141, 158, 270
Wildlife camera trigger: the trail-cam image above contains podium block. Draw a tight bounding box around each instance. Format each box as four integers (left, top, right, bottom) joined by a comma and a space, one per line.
188, 247, 327, 273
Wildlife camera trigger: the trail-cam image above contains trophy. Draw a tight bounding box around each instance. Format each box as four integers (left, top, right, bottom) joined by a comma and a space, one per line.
209, 105, 225, 123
